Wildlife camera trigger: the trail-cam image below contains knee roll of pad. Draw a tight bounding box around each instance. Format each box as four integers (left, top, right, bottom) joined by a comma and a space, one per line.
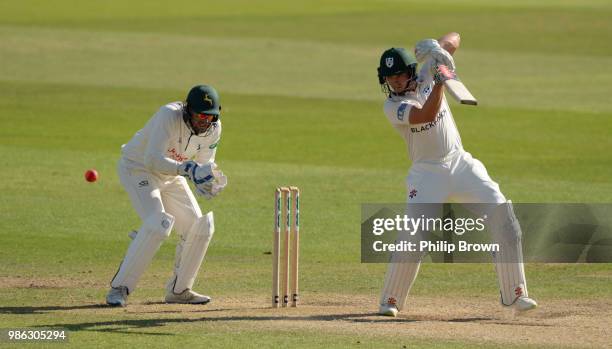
194, 211, 214, 238
143, 211, 175, 238
489, 201, 521, 242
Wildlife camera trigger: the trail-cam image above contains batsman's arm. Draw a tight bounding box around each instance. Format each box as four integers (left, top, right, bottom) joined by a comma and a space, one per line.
438, 32, 460, 56
408, 83, 444, 124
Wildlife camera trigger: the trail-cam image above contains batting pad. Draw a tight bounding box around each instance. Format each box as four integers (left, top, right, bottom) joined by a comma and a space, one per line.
170, 211, 214, 293
380, 261, 421, 311
111, 211, 174, 292
379, 229, 425, 311
489, 201, 529, 305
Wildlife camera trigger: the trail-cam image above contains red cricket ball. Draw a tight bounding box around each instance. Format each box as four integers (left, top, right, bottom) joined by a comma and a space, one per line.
85, 169, 98, 182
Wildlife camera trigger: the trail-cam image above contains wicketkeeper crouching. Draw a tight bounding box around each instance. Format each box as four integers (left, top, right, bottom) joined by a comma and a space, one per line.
106, 85, 227, 307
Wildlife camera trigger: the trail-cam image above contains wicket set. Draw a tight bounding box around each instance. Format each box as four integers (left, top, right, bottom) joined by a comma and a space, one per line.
272, 186, 300, 308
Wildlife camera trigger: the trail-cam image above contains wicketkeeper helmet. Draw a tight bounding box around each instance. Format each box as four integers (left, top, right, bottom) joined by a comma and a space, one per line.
186, 85, 221, 115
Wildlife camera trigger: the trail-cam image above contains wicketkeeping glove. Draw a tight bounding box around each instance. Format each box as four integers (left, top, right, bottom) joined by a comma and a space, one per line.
195, 169, 227, 199
178, 160, 216, 185
414, 39, 455, 71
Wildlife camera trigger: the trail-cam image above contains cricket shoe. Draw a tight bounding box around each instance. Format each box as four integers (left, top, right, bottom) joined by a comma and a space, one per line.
379, 303, 399, 317
514, 297, 537, 312
106, 286, 128, 307
165, 289, 211, 304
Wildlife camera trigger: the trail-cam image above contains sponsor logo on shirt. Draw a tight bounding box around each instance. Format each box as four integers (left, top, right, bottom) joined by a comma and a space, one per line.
167, 148, 189, 162
410, 109, 447, 133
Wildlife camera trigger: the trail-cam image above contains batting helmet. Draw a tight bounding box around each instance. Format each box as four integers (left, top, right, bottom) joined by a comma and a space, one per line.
377, 48, 417, 88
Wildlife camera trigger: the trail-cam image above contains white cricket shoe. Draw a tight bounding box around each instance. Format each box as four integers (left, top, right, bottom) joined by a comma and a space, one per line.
165, 289, 211, 304
106, 286, 128, 307
514, 297, 538, 312
379, 303, 399, 317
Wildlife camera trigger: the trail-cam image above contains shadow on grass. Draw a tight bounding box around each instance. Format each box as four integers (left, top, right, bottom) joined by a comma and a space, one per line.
30, 313, 415, 336
26, 310, 543, 336
0, 304, 107, 314
3, 304, 551, 336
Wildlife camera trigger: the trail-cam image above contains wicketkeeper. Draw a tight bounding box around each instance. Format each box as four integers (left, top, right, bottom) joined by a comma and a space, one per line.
106, 85, 227, 307
376, 33, 537, 316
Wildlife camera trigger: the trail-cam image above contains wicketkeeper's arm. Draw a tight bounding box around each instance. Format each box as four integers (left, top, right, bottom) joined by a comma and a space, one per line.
144, 110, 182, 175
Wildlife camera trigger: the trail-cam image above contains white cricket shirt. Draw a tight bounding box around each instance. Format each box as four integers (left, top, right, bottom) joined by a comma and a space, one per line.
383, 62, 463, 163
121, 102, 221, 175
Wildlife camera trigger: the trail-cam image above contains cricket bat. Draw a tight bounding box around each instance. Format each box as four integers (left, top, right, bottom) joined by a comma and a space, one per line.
436, 64, 478, 106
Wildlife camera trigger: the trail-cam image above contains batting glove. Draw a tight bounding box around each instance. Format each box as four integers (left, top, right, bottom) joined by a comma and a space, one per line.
415, 39, 455, 71
433, 64, 457, 84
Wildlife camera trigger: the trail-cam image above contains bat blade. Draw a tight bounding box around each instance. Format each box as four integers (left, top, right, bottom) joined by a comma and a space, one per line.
437, 65, 478, 106
444, 79, 478, 105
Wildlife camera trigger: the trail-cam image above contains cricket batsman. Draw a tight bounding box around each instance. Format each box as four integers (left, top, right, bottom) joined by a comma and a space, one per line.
106, 85, 227, 307
376, 33, 537, 316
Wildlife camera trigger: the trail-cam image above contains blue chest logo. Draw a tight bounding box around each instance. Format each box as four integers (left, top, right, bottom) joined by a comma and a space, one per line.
397, 103, 408, 121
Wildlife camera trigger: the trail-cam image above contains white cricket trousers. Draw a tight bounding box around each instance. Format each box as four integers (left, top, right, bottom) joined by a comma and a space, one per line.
118, 159, 203, 234
380, 150, 519, 310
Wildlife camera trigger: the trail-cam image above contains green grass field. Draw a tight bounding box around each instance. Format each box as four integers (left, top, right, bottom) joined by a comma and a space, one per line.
1, 1, 611, 348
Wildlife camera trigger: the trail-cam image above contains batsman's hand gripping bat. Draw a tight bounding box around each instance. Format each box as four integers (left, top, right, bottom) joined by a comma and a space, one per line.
435, 64, 478, 106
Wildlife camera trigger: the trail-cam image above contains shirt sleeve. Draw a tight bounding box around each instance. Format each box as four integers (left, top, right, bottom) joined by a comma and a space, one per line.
143, 108, 181, 175
383, 99, 420, 126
